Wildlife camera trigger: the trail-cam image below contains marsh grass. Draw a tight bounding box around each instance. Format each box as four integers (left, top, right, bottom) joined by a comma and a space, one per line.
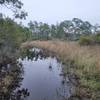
22, 40, 100, 99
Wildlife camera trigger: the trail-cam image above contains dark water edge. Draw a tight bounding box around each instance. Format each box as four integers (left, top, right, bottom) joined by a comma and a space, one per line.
0, 48, 79, 100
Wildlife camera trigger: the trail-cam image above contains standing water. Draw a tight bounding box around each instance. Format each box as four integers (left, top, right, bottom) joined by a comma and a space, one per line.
0, 48, 76, 100
18, 48, 75, 100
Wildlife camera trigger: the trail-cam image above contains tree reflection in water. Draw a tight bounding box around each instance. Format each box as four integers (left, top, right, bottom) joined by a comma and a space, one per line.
0, 48, 53, 100
0, 48, 79, 100
0, 60, 30, 100
0, 48, 52, 100
20, 48, 55, 61
20, 48, 77, 100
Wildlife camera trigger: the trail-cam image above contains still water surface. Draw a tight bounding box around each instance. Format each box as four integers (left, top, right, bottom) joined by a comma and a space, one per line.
18, 48, 74, 100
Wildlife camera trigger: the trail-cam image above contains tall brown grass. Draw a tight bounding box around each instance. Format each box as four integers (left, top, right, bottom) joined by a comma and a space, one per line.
22, 40, 100, 68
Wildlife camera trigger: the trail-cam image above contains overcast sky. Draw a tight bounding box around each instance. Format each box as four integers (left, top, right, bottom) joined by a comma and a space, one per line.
0, 0, 100, 25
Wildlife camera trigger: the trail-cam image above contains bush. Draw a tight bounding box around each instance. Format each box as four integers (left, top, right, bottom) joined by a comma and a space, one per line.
94, 33, 100, 44
79, 35, 93, 45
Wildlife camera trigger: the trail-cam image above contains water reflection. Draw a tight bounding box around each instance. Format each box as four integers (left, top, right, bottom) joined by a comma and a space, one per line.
0, 61, 30, 100
19, 48, 77, 100
0, 48, 78, 100
20, 48, 55, 61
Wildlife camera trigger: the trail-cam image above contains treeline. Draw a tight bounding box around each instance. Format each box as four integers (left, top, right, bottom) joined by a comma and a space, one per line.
0, 16, 100, 63
28, 18, 100, 41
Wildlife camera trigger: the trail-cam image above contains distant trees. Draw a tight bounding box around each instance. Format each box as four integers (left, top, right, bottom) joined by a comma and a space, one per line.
28, 21, 51, 40
28, 18, 100, 40
60, 18, 93, 40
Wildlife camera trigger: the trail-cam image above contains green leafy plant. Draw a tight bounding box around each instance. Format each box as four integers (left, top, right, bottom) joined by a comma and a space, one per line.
79, 35, 93, 45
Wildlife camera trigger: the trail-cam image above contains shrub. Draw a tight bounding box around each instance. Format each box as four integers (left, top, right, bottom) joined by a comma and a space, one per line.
79, 35, 93, 45
94, 33, 100, 44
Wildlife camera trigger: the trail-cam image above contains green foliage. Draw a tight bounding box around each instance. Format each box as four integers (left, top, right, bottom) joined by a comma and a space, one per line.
79, 33, 100, 45
28, 18, 95, 40
94, 33, 100, 44
0, 0, 27, 19
79, 35, 93, 45
0, 17, 32, 61
0, 18, 25, 47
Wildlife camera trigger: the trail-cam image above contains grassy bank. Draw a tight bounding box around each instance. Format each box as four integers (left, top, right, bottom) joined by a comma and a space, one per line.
22, 40, 100, 99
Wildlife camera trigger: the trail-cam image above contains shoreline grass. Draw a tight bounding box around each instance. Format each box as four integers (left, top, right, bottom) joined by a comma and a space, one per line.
22, 40, 100, 99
